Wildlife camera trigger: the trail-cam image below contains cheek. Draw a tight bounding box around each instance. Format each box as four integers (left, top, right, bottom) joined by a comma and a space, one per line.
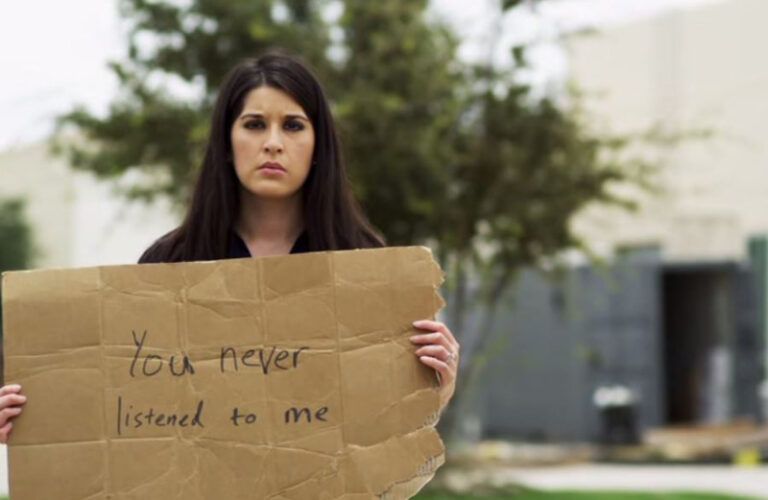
231, 130, 257, 161
230, 132, 262, 181
230, 130, 243, 165
298, 136, 315, 171
300, 142, 314, 165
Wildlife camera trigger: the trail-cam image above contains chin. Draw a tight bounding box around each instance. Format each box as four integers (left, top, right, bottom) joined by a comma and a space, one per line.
243, 185, 301, 201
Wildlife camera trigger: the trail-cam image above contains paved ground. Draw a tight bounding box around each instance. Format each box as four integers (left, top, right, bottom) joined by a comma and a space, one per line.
496, 464, 768, 498
1, 445, 766, 498
0, 446, 6, 496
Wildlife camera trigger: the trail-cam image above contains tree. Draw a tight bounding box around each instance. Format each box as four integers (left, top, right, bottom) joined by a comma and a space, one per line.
0, 199, 34, 273
0, 198, 35, 382
55, 0, 334, 202
334, 0, 461, 246
54, 0, 655, 442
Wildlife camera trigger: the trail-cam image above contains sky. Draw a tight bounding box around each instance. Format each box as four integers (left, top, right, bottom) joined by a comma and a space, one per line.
0, 0, 723, 150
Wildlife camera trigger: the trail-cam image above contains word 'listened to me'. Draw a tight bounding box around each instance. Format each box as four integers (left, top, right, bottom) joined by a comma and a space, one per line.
116, 397, 330, 435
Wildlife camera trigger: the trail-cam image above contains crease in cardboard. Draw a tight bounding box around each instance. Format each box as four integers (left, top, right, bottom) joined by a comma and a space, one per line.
97, 267, 113, 498
329, 251, 351, 496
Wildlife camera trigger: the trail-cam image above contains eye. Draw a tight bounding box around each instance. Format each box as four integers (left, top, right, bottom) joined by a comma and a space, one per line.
244, 119, 265, 130
284, 119, 305, 132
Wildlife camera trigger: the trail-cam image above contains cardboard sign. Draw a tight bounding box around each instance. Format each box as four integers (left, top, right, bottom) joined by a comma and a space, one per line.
2, 247, 446, 499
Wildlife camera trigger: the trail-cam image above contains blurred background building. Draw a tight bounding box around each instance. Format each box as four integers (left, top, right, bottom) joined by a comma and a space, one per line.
0, 142, 177, 268
471, 0, 768, 444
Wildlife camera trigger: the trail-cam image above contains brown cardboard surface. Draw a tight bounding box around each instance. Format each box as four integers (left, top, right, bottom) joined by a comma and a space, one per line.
2, 246, 446, 499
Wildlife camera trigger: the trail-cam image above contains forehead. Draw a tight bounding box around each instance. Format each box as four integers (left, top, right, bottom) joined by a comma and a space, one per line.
239, 86, 306, 116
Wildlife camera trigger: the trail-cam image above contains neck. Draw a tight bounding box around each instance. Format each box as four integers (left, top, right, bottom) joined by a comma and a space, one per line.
236, 190, 304, 256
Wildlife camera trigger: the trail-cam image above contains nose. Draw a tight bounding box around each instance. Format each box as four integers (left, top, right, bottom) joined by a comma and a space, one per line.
263, 127, 284, 154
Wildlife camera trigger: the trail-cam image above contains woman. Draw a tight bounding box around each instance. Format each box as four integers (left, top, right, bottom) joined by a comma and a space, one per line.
0, 51, 459, 443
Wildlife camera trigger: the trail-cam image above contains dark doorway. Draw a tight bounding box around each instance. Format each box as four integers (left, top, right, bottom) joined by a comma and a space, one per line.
662, 266, 732, 424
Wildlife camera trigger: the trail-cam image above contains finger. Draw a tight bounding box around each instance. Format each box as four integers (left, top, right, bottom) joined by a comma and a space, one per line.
0, 393, 27, 410
415, 345, 451, 362
412, 320, 459, 346
409, 331, 453, 350
412, 321, 460, 353
419, 356, 455, 385
0, 407, 23, 427
0, 385, 21, 398
0, 421, 12, 444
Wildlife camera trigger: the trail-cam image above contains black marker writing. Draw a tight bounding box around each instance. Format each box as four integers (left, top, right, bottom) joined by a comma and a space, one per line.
129, 330, 196, 377
116, 396, 205, 434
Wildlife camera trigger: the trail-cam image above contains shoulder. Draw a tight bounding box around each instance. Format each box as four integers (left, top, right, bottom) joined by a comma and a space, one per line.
137, 228, 183, 264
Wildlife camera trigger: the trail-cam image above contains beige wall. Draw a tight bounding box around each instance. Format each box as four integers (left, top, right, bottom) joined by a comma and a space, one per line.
0, 142, 76, 267
0, 141, 179, 269
568, 0, 768, 261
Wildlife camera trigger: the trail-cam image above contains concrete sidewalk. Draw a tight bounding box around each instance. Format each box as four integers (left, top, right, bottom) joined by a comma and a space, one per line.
496, 464, 768, 498
0, 445, 6, 496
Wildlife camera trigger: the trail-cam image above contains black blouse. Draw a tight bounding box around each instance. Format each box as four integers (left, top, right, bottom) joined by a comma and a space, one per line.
227, 230, 310, 258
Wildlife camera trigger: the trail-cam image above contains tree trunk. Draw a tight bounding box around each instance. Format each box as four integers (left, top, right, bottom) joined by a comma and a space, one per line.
438, 268, 515, 444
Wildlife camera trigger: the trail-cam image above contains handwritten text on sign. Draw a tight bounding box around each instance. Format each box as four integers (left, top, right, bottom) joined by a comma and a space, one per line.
119, 330, 324, 434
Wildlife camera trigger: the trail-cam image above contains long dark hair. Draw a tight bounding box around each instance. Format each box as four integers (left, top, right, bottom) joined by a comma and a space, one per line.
139, 51, 384, 263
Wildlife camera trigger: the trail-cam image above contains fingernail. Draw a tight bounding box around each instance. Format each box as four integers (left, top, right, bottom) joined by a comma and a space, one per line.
8, 384, 20, 391
18, 395, 26, 401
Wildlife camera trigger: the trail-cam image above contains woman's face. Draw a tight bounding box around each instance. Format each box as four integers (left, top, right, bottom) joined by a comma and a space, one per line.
230, 86, 315, 201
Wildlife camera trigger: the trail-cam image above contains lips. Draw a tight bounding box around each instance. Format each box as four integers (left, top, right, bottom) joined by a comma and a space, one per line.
259, 161, 286, 172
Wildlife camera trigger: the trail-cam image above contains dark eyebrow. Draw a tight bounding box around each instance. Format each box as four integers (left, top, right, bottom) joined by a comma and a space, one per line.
239, 112, 309, 122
